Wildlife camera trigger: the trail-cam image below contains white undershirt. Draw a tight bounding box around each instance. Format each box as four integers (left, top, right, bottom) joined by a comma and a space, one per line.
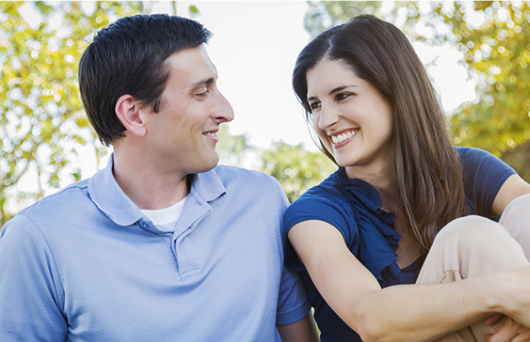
140, 196, 187, 233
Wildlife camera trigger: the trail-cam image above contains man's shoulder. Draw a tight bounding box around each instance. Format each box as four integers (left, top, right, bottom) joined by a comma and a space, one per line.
2, 179, 92, 240
211, 165, 280, 187
204, 165, 286, 204
17, 179, 91, 219
211, 164, 272, 178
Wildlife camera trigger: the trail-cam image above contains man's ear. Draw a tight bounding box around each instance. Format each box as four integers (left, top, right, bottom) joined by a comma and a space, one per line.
115, 94, 147, 137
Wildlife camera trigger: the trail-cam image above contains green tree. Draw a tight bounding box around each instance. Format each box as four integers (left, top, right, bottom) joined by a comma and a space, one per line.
261, 141, 337, 203
396, 1, 530, 157
305, 1, 382, 38
394, 1, 530, 180
0, 2, 140, 226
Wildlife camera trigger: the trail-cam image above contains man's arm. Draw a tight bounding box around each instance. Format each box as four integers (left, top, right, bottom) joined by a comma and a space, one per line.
0, 214, 68, 340
277, 313, 319, 342
275, 262, 317, 341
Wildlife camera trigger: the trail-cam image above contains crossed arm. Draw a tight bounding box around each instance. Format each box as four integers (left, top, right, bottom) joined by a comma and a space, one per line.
287, 174, 530, 342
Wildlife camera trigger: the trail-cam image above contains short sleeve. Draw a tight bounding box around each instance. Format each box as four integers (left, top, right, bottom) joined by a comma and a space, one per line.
284, 192, 350, 238
282, 184, 357, 272
0, 214, 67, 340
266, 176, 310, 326
458, 147, 516, 218
275, 265, 311, 325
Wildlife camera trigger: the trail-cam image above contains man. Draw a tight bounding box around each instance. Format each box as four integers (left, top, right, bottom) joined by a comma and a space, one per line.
0, 14, 318, 341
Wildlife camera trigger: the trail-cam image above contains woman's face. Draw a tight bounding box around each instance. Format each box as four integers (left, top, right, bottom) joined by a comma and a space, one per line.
306, 59, 394, 176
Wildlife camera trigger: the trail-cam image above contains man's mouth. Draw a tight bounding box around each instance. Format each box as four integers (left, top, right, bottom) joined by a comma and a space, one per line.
203, 130, 219, 142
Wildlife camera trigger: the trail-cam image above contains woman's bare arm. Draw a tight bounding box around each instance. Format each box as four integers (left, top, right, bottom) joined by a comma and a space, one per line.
289, 220, 530, 342
492, 174, 530, 216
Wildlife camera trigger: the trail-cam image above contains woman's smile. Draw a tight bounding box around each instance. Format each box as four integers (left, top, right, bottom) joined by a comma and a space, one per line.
330, 128, 359, 147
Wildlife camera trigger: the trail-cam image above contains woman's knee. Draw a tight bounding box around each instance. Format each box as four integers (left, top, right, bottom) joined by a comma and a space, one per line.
501, 193, 530, 222
499, 194, 530, 260
431, 216, 528, 276
431, 216, 516, 262
507, 193, 530, 208
434, 216, 508, 246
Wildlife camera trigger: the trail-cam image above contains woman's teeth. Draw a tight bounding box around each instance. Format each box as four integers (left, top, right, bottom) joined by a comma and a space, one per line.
331, 130, 358, 144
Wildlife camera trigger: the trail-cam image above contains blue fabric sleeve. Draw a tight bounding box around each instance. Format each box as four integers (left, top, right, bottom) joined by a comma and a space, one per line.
283, 191, 351, 243
276, 265, 311, 325
459, 147, 516, 218
0, 214, 67, 340
275, 181, 311, 325
283, 189, 354, 273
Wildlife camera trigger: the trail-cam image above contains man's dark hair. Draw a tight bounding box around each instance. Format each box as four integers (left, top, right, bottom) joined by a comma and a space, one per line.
78, 14, 212, 146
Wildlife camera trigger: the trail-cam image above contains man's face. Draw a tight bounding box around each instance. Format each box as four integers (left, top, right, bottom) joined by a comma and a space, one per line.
143, 45, 234, 175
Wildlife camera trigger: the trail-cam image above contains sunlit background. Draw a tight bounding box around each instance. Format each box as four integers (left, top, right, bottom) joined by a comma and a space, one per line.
2, 1, 529, 226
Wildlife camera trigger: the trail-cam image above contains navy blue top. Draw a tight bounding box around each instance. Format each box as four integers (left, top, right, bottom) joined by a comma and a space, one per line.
283, 147, 516, 342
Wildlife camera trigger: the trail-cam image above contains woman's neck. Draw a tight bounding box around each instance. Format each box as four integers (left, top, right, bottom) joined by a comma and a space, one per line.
345, 161, 399, 213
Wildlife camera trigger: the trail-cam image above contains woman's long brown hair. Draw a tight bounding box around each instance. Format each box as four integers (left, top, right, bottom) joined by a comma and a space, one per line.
292, 15, 466, 252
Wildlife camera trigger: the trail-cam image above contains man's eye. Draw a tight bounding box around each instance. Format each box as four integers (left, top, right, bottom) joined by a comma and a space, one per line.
195, 87, 210, 96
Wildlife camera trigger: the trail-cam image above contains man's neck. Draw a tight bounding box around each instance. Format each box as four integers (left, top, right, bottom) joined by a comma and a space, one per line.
112, 148, 189, 210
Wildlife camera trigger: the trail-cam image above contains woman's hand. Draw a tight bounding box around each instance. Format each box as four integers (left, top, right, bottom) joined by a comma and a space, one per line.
487, 266, 530, 342
485, 315, 530, 342
502, 267, 530, 328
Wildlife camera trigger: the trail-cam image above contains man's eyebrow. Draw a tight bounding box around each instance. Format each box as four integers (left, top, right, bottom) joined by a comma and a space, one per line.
189, 77, 215, 90
307, 85, 356, 102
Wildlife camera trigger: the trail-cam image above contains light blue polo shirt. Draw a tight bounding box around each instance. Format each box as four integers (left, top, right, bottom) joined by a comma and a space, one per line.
0, 157, 310, 341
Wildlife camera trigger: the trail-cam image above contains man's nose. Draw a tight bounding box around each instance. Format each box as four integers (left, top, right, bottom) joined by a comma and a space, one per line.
213, 91, 234, 123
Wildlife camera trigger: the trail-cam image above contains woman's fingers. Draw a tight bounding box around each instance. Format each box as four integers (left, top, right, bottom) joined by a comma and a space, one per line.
486, 314, 505, 326
486, 318, 530, 342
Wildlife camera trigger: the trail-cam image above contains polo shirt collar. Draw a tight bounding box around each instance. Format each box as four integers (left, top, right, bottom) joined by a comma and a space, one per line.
189, 166, 226, 203
88, 155, 226, 227
88, 154, 144, 226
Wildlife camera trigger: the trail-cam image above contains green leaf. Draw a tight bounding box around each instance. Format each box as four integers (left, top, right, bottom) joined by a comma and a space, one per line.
34, 1, 54, 15
189, 5, 199, 18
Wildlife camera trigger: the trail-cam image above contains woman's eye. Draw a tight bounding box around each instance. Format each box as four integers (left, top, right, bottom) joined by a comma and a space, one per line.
310, 102, 321, 111
336, 93, 351, 100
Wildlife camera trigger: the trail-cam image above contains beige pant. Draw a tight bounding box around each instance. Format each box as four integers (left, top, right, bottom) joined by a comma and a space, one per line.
416, 194, 530, 342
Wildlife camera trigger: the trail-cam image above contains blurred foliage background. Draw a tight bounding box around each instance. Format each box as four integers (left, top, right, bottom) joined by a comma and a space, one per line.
1, 1, 529, 227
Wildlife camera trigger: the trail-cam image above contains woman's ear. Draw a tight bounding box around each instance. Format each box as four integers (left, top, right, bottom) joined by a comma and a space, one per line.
115, 94, 147, 137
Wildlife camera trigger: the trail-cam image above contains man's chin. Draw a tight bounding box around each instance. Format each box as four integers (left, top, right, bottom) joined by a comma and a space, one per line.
198, 154, 220, 173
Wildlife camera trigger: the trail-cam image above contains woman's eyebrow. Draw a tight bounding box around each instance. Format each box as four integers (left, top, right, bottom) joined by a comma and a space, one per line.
308, 85, 356, 101
329, 85, 355, 95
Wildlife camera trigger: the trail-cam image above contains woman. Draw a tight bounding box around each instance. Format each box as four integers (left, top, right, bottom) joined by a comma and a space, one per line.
284, 15, 530, 342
